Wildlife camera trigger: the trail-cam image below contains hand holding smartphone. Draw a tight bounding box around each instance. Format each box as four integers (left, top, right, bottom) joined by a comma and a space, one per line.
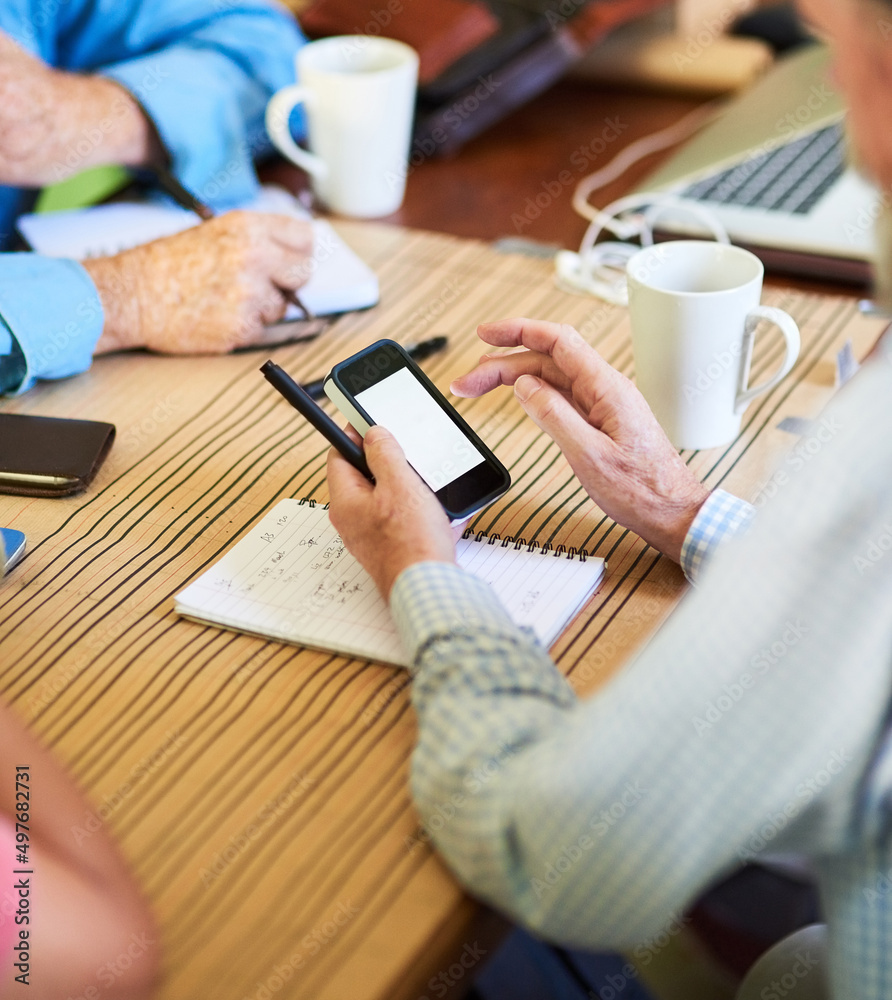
323, 340, 511, 520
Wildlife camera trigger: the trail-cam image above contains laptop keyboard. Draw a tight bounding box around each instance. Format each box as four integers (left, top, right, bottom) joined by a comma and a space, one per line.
681, 122, 845, 216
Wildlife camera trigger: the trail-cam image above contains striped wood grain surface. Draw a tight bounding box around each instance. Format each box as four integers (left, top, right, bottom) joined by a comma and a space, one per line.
0, 222, 884, 1000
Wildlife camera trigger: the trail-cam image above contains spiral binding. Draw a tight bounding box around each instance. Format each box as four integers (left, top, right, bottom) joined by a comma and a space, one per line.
296, 498, 589, 562
296, 496, 330, 509
461, 526, 588, 562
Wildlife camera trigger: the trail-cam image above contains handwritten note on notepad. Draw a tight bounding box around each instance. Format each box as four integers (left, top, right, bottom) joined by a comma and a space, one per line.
17, 186, 379, 318
175, 499, 606, 667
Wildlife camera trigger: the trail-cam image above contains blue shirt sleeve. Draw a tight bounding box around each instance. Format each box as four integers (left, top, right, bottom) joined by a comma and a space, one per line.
0, 0, 305, 392
0, 255, 103, 394
97, 2, 306, 209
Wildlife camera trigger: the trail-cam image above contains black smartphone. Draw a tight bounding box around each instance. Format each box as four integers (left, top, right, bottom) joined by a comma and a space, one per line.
324, 340, 511, 520
0, 413, 115, 497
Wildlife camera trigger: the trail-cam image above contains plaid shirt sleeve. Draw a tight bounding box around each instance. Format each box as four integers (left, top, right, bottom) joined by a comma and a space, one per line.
680, 489, 756, 583
388, 343, 892, 994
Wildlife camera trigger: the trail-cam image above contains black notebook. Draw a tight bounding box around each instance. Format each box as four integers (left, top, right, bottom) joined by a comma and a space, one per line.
0, 413, 115, 497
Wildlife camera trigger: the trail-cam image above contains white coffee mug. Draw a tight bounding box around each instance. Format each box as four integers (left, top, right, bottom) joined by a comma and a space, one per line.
265, 35, 419, 218
626, 241, 801, 451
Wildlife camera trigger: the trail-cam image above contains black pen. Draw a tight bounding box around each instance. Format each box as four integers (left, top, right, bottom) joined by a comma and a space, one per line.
155, 165, 315, 321
261, 360, 372, 480
300, 336, 449, 400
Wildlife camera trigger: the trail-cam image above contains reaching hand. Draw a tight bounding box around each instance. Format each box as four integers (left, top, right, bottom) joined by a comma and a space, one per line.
450, 318, 710, 563
327, 426, 456, 599
0, 31, 158, 186
88, 211, 315, 355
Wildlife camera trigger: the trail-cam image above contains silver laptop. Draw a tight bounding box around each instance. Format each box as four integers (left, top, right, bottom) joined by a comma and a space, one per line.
635, 44, 879, 284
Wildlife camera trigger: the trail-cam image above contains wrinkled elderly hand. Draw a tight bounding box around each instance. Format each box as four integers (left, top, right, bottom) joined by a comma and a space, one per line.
327, 426, 456, 599
88, 211, 315, 355
451, 318, 710, 563
0, 30, 157, 185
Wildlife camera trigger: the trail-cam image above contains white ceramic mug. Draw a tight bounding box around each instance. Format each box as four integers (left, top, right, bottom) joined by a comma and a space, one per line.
626, 241, 801, 451
265, 35, 418, 218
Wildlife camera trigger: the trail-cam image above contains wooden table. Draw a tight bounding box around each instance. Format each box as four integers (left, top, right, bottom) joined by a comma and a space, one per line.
2, 86, 885, 1000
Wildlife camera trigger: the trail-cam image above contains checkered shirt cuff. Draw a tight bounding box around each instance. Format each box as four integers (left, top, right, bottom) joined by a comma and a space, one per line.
680, 489, 755, 584
390, 562, 520, 674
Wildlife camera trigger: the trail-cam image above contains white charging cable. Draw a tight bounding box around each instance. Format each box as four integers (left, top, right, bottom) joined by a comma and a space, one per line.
555, 100, 730, 306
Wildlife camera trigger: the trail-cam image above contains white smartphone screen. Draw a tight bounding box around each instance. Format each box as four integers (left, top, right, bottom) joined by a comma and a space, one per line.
355, 367, 485, 490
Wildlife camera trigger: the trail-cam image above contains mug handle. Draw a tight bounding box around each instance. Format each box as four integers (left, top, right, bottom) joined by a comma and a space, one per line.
734, 305, 801, 413
264, 85, 328, 180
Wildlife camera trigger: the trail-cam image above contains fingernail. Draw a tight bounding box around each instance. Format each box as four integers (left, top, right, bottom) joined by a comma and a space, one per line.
514, 374, 540, 403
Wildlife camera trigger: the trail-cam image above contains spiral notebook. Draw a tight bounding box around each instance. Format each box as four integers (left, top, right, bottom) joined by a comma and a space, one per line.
175, 498, 606, 667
